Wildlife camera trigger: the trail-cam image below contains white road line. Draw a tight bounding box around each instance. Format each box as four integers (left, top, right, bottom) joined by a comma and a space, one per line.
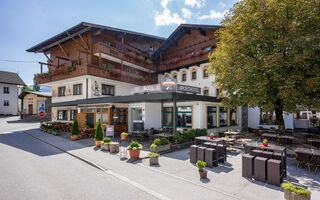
105, 170, 171, 200
137, 163, 245, 200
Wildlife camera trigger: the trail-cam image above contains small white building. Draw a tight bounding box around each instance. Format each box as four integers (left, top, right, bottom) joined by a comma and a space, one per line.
0, 71, 25, 115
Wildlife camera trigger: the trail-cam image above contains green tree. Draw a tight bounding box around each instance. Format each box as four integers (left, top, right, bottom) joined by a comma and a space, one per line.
208, 0, 320, 134
94, 118, 104, 141
71, 118, 80, 136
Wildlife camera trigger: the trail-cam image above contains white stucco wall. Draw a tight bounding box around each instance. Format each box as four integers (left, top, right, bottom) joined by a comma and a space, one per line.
0, 83, 19, 115
158, 63, 218, 97
248, 107, 294, 129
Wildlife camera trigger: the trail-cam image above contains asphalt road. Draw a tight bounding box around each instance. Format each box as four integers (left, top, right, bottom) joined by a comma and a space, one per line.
0, 117, 155, 200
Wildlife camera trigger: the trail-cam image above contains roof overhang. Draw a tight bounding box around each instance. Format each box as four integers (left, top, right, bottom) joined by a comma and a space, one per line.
47, 92, 220, 107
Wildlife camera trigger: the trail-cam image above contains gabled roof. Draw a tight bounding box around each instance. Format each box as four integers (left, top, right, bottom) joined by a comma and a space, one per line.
18, 90, 51, 99
0, 71, 26, 86
152, 24, 221, 59
26, 22, 166, 53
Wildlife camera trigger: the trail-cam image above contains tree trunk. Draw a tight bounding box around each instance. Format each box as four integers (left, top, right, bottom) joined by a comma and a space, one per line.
275, 102, 285, 135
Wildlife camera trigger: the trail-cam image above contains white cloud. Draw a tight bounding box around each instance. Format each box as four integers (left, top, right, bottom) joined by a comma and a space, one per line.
181, 8, 192, 19
219, 2, 226, 8
155, 0, 186, 26
198, 9, 228, 20
184, 0, 206, 8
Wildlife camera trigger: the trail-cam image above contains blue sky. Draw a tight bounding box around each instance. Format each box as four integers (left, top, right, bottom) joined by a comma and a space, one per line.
0, 0, 236, 86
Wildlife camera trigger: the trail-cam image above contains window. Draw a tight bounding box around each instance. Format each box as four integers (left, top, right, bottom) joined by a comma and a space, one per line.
73, 84, 82, 95
58, 87, 66, 97
230, 109, 237, 125
203, 68, 209, 78
102, 62, 107, 69
3, 87, 9, 94
102, 84, 115, 96
191, 71, 197, 80
72, 60, 81, 67
182, 73, 187, 82
207, 106, 217, 128
162, 106, 192, 128
219, 107, 228, 126
3, 100, 9, 106
203, 88, 209, 96
70, 110, 77, 121
173, 74, 177, 80
103, 41, 115, 48
260, 110, 277, 125
113, 108, 127, 125
150, 46, 154, 52
57, 110, 68, 120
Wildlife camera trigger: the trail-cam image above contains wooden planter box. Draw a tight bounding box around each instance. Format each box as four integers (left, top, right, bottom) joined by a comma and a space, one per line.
150, 144, 171, 153
284, 190, 310, 200
170, 141, 194, 151
110, 142, 119, 153
101, 143, 110, 151
149, 157, 159, 165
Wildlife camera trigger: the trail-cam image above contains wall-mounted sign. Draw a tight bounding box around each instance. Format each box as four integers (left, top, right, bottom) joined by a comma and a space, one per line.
130, 84, 161, 94
177, 84, 201, 94
38, 100, 46, 117
161, 77, 177, 92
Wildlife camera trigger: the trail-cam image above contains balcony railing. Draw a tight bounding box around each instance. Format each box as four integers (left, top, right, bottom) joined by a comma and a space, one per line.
92, 42, 157, 72
35, 64, 157, 86
159, 50, 211, 72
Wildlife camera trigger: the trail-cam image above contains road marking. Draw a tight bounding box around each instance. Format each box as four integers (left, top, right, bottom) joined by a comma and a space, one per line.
137, 163, 245, 200
21, 130, 171, 200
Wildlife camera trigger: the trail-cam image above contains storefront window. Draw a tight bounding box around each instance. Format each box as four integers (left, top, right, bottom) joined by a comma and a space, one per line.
207, 106, 217, 128
260, 110, 277, 125
70, 110, 77, 121
113, 108, 127, 125
230, 109, 237, 125
219, 107, 228, 126
162, 107, 192, 128
95, 113, 101, 124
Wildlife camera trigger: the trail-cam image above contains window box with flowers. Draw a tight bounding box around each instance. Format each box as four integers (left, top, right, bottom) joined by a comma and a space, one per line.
146, 59, 152, 64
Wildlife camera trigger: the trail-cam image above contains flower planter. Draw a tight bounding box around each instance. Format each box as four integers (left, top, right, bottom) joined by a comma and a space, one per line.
263, 142, 268, 147
100, 143, 110, 151
121, 135, 127, 140
95, 140, 102, 147
150, 144, 171, 153
171, 141, 194, 151
129, 149, 140, 159
284, 190, 310, 200
70, 135, 80, 141
110, 142, 119, 153
209, 136, 214, 139
199, 170, 207, 179
149, 157, 159, 166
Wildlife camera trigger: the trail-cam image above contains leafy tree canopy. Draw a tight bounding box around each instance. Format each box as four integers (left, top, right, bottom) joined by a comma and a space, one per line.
208, 0, 320, 132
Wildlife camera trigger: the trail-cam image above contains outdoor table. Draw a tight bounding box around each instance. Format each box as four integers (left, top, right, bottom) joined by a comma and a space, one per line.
86, 128, 96, 138
153, 133, 173, 141
307, 138, 320, 148
195, 136, 225, 145
262, 133, 278, 141
245, 141, 287, 177
295, 147, 320, 157
224, 131, 241, 139
278, 135, 294, 146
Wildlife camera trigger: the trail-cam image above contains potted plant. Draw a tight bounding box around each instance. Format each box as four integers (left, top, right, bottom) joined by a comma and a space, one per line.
94, 118, 104, 147
101, 137, 111, 151
281, 182, 311, 200
209, 133, 214, 139
127, 141, 142, 159
196, 160, 207, 179
52, 125, 60, 136
150, 138, 171, 153
262, 139, 268, 147
121, 132, 128, 140
70, 118, 80, 141
149, 152, 160, 165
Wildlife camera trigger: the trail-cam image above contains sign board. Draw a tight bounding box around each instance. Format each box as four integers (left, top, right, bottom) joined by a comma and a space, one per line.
130, 84, 161, 94
161, 77, 177, 92
105, 125, 114, 137
38, 100, 46, 117
177, 84, 201, 94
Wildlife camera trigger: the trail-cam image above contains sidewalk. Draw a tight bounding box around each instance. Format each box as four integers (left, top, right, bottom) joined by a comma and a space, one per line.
24, 128, 320, 200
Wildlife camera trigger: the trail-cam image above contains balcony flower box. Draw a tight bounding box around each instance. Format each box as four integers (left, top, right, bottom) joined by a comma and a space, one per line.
128, 52, 136, 58
195, 50, 202, 56
186, 53, 193, 59
146, 59, 152, 64
137, 55, 145, 62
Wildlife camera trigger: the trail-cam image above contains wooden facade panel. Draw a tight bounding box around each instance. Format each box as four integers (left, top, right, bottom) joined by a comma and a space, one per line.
77, 112, 87, 129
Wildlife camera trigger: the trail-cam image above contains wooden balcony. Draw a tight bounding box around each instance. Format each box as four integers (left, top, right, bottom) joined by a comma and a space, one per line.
92, 42, 157, 72
35, 65, 158, 86
159, 51, 210, 72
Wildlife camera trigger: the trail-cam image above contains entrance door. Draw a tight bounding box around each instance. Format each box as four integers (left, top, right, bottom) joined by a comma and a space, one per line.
28, 104, 33, 115
87, 113, 94, 128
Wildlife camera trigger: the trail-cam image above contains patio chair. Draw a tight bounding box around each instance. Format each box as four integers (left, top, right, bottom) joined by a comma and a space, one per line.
197, 146, 206, 162
217, 144, 227, 163
190, 145, 198, 163
262, 151, 273, 159
254, 157, 268, 182
296, 152, 312, 173
267, 159, 283, 186
313, 155, 320, 174
242, 154, 254, 179
205, 148, 218, 168
251, 149, 263, 157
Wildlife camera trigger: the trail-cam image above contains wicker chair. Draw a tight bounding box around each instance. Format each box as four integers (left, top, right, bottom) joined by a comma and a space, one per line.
313, 155, 320, 174
296, 152, 312, 173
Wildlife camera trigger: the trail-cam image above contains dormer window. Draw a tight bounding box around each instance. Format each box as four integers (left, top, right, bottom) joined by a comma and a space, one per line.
191, 71, 197, 80
181, 72, 187, 82
203, 68, 209, 78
